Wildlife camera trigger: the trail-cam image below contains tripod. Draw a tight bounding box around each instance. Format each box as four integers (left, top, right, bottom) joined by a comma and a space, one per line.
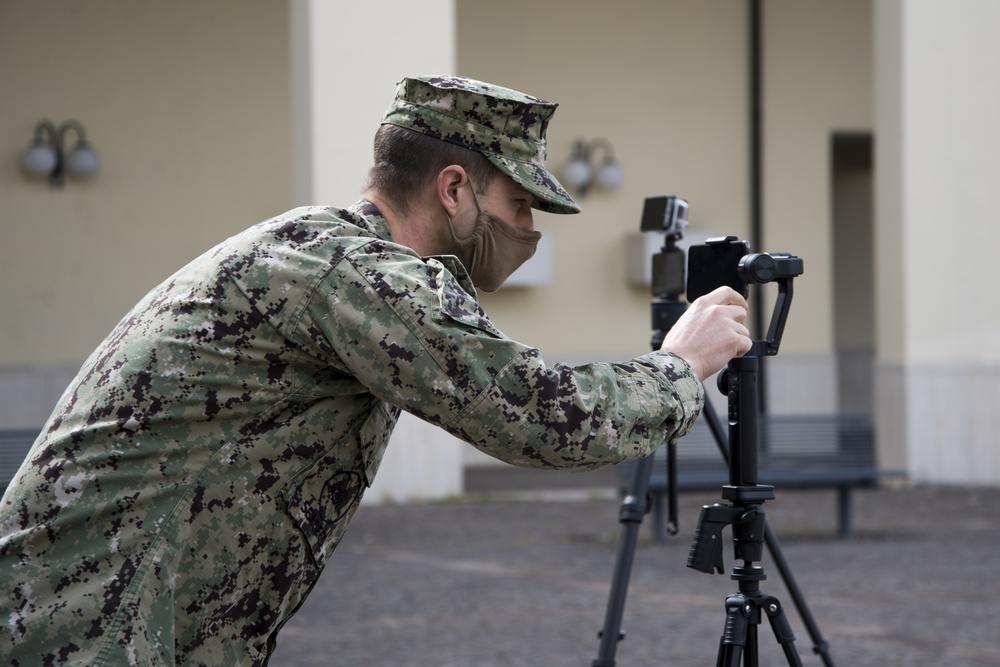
689, 354, 801, 666
592, 234, 833, 665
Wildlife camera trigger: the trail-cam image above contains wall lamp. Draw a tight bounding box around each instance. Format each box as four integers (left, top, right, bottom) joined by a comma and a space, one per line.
561, 138, 623, 196
21, 119, 99, 188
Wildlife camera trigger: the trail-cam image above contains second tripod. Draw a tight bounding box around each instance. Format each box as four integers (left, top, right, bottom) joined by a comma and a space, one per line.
591, 206, 831, 665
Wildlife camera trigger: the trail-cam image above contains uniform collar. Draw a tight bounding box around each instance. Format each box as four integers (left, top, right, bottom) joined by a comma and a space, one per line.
350, 199, 394, 242
348, 199, 479, 298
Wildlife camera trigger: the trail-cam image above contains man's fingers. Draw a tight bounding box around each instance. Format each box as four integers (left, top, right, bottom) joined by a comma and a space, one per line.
660, 285, 755, 380
705, 285, 749, 309
736, 329, 753, 356
726, 304, 748, 325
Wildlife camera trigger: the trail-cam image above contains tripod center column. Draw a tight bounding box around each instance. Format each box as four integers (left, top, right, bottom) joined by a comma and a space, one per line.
726, 355, 760, 487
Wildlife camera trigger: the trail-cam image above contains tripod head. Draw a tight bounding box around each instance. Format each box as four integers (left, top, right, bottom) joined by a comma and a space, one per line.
686, 235, 803, 356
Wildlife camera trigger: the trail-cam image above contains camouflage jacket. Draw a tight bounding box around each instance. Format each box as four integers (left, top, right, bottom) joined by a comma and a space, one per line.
0, 201, 704, 666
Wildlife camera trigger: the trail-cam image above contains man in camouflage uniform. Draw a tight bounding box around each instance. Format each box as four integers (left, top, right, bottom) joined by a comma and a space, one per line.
0, 76, 752, 665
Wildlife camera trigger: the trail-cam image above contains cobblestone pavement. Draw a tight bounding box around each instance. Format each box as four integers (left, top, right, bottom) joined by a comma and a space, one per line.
270, 481, 1000, 667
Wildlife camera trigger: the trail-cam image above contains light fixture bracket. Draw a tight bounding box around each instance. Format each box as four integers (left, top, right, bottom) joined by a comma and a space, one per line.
562, 137, 622, 196
22, 119, 99, 188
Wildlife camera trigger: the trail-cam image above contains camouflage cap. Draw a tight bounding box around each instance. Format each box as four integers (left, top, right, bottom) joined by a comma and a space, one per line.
380, 75, 580, 215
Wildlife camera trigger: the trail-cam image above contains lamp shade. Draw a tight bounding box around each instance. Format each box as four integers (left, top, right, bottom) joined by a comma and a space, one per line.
22, 141, 58, 176
562, 157, 591, 189
595, 159, 623, 190
66, 141, 99, 177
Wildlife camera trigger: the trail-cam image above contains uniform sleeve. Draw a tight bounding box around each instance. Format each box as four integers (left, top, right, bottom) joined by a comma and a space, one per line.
298, 242, 704, 471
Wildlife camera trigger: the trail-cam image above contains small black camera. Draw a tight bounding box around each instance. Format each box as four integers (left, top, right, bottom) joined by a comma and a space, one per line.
640, 195, 689, 238
641, 196, 689, 298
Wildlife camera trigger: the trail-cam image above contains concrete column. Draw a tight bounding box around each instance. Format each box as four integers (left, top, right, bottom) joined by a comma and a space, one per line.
874, 0, 1000, 483
289, 0, 466, 502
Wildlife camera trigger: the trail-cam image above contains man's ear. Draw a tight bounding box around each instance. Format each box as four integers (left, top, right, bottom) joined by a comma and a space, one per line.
436, 165, 469, 218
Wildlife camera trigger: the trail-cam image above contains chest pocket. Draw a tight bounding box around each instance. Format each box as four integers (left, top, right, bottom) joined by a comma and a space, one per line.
282, 401, 398, 567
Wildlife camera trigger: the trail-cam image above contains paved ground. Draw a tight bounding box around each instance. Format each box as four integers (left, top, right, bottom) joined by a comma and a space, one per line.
269, 471, 1000, 667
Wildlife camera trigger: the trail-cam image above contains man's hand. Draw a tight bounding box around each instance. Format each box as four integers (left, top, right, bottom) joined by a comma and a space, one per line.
661, 286, 753, 381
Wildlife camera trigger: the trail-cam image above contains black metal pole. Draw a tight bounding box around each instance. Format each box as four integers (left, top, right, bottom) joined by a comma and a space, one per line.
749, 0, 768, 414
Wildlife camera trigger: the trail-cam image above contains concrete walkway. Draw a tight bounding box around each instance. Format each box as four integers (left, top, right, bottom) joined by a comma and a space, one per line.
270, 477, 1000, 666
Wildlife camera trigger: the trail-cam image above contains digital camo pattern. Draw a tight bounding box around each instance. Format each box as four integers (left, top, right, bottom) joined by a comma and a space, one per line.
381, 75, 581, 215
0, 201, 703, 665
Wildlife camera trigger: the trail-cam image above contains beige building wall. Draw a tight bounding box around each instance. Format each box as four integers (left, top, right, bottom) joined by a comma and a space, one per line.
0, 0, 292, 426
461, 1, 873, 416
284, 0, 467, 502
460, 0, 874, 437
462, 1, 752, 363
4, 1, 995, 489
762, 1, 874, 414
875, 0, 1000, 483
456, 0, 750, 467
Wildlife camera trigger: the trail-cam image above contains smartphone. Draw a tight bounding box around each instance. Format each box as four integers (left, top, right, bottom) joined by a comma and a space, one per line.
686, 236, 751, 302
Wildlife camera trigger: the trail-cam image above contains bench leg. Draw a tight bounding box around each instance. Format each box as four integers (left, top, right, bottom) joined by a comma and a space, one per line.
837, 487, 852, 537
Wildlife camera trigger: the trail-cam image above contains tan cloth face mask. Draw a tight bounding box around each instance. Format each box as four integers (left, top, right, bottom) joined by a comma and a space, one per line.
445, 180, 541, 292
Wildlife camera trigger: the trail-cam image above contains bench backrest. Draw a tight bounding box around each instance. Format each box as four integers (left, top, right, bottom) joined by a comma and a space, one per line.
0, 429, 41, 494
620, 414, 880, 489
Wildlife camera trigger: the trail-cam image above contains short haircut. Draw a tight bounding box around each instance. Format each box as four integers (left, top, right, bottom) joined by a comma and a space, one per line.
363, 125, 500, 215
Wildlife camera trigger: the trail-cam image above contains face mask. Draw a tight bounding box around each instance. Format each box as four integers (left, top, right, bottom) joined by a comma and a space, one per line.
446, 181, 542, 293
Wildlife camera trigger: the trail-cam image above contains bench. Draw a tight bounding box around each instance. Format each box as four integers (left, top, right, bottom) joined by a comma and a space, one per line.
0, 429, 40, 495
617, 413, 903, 541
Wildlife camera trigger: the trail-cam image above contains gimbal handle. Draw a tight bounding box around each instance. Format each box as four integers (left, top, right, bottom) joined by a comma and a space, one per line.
741, 253, 802, 357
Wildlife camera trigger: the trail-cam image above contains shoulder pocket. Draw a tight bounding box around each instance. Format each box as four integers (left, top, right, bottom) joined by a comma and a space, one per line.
428, 257, 504, 338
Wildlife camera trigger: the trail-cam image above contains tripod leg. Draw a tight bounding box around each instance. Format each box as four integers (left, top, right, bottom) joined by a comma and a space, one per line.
763, 524, 835, 665
651, 485, 666, 543
592, 454, 656, 666
717, 595, 750, 667
763, 597, 804, 667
